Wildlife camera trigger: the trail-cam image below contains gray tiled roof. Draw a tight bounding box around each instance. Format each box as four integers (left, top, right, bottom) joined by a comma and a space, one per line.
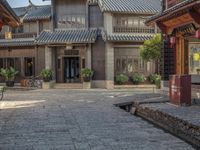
13, 5, 51, 21
24, 5, 51, 21
36, 28, 98, 44
146, 0, 200, 23
98, 0, 162, 14
13, 6, 29, 17
0, 38, 35, 47
102, 32, 153, 42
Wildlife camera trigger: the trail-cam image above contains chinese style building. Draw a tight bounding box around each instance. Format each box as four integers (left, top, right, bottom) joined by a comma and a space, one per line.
0, 0, 20, 30
147, 0, 200, 86
0, 0, 161, 89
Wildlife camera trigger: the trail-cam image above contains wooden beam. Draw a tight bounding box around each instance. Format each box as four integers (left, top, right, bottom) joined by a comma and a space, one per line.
156, 21, 167, 34
189, 9, 200, 25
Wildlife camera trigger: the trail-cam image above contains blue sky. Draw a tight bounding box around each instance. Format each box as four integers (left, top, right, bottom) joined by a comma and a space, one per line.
7, 0, 51, 8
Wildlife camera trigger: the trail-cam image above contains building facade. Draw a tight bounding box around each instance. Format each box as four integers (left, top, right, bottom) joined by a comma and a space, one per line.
147, 0, 200, 86
0, 0, 161, 89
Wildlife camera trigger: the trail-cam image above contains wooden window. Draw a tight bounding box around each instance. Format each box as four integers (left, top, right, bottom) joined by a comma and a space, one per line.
127, 57, 133, 73
58, 15, 86, 28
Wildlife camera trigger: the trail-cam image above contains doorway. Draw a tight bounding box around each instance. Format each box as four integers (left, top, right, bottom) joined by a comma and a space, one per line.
64, 57, 80, 83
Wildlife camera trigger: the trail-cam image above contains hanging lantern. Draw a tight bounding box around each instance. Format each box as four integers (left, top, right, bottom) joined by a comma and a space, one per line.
170, 36, 176, 45
170, 36, 176, 48
196, 29, 200, 39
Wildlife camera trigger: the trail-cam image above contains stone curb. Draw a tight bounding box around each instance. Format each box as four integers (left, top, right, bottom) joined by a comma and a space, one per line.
115, 98, 200, 148
135, 104, 200, 148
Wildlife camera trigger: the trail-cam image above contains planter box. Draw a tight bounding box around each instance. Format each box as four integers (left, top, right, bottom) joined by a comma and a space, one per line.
42, 81, 55, 89
83, 82, 91, 89
20, 79, 28, 87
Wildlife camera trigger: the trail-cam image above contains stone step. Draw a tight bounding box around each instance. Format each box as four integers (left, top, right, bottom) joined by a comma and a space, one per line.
54, 83, 83, 89
114, 84, 156, 89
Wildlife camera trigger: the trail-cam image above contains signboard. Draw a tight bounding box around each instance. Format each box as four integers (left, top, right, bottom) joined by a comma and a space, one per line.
5, 32, 12, 40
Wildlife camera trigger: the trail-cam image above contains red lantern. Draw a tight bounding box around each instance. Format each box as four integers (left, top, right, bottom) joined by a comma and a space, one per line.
170, 36, 176, 45
169, 36, 176, 48
196, 29, 200, 39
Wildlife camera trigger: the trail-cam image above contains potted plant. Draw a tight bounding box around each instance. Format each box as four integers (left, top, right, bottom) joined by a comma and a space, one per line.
0, 67, 19, 87
40, 69, 54, 89
81, 68, 93, 89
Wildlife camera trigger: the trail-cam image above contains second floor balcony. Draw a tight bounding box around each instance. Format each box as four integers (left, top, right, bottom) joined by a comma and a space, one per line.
113, 26, 155, 34
0, 32, 37, 40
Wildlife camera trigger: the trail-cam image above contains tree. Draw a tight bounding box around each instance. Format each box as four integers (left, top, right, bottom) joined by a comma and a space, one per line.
140, 34, 162, 73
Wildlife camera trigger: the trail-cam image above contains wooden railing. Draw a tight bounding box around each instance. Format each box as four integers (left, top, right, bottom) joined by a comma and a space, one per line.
0, 32, 37, 39
167, 0, 185, 9
113, 26, 155, 34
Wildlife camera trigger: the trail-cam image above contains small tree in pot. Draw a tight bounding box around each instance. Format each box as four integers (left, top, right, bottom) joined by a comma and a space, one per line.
81, 68, 93, 89
0, 67, 19, 87
40, 69, 54, 89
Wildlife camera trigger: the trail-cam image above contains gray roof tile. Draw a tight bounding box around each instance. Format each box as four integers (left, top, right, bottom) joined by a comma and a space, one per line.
0, 38, 35, 47
147, 0, 200, 23
13, 5, 51, 21
36, 28, 98, 44
102, 31, 153, 42
24, 5, 51, 21
99, 0, 162, 14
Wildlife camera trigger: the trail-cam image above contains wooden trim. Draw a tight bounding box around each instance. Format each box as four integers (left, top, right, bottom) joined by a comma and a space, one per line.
188, 8, 200, 24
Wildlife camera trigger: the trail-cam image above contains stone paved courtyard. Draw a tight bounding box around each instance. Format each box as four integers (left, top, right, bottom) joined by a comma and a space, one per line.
0, 89, 195, 150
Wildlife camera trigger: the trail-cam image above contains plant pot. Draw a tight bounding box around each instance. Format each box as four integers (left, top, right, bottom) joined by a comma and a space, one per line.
83, 81, 91, 89
42, 81, 54, 89
43, 78, 51, 82
83, 77, 91, 82
6, 81, 15, 87
20, 79, 28, 87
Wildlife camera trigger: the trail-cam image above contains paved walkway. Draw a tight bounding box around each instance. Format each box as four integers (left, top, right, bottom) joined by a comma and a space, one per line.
0, 89, 195, 150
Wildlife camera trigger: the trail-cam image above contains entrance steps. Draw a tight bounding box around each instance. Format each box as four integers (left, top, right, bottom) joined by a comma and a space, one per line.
54, 83, 83, 89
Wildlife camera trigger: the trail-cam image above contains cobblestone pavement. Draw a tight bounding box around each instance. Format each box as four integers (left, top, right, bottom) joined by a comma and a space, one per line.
141, 102, 200, 127
0, 89, 195, 150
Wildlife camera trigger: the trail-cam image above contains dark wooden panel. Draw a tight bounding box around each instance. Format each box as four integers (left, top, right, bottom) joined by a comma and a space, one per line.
92, 37, 105, 80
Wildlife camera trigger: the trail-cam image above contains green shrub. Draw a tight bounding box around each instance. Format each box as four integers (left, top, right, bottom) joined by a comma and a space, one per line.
116, 74, 129, 85
149, 74, 161, 88
81, 68, 93, 82
40, 69, 53, 82
131, 73, 145, 84
0, 67, 19, 81
149, 74, 160, 84
155, 75, 161, 89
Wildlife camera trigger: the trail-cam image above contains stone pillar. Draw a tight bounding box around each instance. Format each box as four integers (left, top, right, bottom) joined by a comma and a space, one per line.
86, 44, 92, 69
45, 46, 53, 70
105, 43, 114, 89
104, 13, 113, 35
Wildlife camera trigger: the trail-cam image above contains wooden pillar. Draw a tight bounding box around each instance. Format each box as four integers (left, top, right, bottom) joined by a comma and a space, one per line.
175, 34, 189, 75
